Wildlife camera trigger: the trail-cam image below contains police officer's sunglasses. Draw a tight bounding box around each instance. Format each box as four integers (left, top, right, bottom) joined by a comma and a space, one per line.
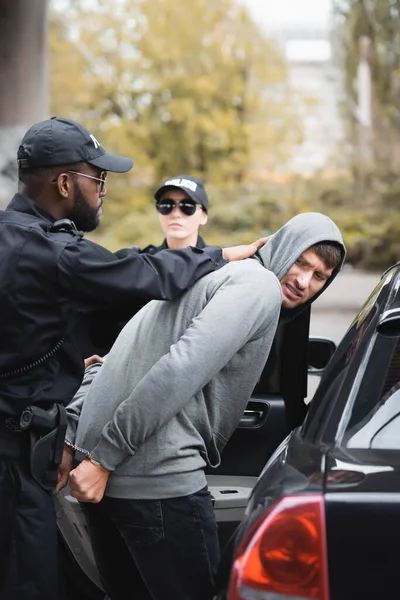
67, 170, 108, 194
156, 199, 201, 216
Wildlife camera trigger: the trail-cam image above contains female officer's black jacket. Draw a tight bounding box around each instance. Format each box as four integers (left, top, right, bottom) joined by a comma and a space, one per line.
0, 194, 224, 417
140, 235, 207, 255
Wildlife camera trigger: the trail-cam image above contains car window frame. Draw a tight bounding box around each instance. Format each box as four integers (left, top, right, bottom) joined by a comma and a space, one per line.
338, 333, 400, 450
300, 268, 397, 446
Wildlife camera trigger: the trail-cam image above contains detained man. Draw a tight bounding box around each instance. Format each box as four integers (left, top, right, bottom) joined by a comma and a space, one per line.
61, 212, 346, 600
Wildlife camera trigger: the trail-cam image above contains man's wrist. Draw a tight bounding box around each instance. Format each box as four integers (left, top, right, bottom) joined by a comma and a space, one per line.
64, 441, 74, 455
85, 455, 110, 472
64, 440, 103, 467
86, 455, 102, 467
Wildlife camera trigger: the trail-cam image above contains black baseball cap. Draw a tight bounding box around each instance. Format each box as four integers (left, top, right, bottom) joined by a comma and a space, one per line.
17, 117, 134, 173
154, 175, 209, 211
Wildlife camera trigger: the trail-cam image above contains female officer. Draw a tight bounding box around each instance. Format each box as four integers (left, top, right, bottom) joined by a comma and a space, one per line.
141, 174, 209, 253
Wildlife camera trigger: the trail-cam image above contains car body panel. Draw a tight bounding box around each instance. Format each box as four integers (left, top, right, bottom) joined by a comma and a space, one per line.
325, 449, 400, 600
219, 263, 400, 599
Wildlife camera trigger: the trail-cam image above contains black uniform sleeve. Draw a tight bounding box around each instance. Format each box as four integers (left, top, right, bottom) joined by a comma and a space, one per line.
57, 238, 226, 312
113, 245, 141, 257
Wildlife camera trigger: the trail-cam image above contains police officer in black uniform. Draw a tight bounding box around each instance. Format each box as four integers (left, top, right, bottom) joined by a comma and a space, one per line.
0, 117, 266, 600
141, 174, 209, 254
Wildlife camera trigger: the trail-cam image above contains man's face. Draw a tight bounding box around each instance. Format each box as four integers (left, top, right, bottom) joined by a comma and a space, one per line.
280, 248, 334, 309
68, 164, 107, 232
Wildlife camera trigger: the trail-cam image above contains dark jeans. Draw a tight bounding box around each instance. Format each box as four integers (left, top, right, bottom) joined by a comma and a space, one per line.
0, 456, 58, 600
82, 487, 220, 600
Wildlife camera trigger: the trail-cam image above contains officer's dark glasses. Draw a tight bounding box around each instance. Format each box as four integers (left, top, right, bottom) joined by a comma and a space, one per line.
156, 199, 200, 216
67, 170, 108, 194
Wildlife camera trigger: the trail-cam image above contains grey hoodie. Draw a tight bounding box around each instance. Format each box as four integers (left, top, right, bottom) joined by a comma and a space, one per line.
70, 212, 345, 499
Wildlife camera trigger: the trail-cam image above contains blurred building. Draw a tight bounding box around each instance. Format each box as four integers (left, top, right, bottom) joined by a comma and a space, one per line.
0, 0, 49, 207
266, 21, 346, 176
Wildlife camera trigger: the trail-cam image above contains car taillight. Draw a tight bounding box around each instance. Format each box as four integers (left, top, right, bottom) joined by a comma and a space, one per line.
228, 495, 329, 600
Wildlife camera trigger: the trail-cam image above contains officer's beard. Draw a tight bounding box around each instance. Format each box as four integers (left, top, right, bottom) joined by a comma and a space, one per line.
68, 180, 101, 232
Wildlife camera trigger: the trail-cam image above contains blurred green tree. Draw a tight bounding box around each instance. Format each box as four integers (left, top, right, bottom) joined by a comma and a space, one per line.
49, 0, 302, 184
48, 0, 400, 271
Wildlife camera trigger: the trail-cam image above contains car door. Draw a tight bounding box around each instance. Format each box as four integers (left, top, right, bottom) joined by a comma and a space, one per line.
205, 308, 313, 550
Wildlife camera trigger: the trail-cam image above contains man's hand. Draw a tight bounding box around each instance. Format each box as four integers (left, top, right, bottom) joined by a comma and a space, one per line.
84, 354, 104, 369
69, 459, 110, 503
222, 236, 270, 262
55, 445, 74, 494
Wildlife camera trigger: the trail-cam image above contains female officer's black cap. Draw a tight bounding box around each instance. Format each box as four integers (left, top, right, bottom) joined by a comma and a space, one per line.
154, 175, 209, 212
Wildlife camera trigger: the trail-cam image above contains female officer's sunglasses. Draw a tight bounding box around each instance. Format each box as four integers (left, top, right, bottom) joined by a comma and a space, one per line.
156, 199, 200, 216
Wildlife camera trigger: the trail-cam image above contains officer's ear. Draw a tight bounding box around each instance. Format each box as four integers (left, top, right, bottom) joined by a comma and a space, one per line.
200, 210, 208, 226
55, 172, 73, 199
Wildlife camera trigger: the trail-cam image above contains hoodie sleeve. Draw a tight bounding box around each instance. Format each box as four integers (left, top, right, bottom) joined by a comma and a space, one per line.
66, 361, 104, 444
90, 269, 282, 470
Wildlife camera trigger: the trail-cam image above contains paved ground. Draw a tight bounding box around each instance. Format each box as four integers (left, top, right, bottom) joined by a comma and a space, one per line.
307, 267, 381, 401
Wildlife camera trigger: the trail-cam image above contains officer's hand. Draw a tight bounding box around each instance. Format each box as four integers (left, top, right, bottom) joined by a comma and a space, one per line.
222, 237, 270, 262
84, 354, 104, 369
69, 459, 110, 503
55, 446, 74, 494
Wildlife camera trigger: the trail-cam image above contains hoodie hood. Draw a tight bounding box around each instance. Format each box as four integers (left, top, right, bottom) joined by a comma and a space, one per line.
255, 212, 346, 321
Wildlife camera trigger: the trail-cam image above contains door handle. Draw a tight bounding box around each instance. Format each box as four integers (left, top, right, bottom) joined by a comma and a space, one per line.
239, 409, 264, 427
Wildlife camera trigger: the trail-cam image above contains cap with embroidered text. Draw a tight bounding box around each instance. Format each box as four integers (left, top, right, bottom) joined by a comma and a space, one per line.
17, 117, 134, 173
154, 175, 209, 211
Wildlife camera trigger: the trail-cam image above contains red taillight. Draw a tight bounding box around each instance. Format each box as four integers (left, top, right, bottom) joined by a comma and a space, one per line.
228, 495, 329, 600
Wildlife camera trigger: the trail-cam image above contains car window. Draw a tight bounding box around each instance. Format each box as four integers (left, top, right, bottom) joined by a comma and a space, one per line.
300, 328, 356, 438
344, 335, 400, 449
301, 274, 390, 442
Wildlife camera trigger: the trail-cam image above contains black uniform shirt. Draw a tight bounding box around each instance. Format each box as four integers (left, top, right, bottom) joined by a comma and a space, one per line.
0, 194, 226, 416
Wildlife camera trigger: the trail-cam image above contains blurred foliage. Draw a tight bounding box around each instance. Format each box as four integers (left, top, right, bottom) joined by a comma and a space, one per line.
334, 0, 400, 171
49, 0, 400, 273
85, 174, 398, 274
49, 0, 302, 183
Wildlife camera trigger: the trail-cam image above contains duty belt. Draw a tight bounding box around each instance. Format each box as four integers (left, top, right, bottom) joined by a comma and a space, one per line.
0, 419, 30, 457
0, 404, 67, 490
0, 404, 63, 458
0, 408, 40, 435
0, 416, 24, 433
